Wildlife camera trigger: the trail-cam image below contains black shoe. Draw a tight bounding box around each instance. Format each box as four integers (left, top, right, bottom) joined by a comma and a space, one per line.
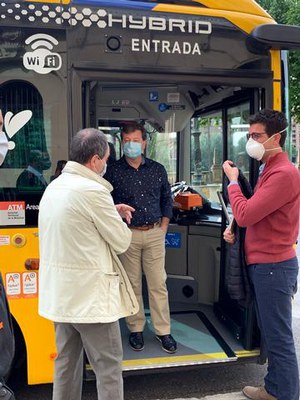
156, 334, 177, 353
129, 332, 144, 351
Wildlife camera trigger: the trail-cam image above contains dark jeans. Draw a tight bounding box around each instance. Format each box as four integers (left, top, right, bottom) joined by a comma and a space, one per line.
248, 257, 299, 400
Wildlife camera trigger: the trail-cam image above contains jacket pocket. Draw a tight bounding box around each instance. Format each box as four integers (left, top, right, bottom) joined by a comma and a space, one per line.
105, 273, 121, 316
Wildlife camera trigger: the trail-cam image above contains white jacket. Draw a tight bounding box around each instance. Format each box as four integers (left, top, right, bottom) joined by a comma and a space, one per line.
38, 161, 138, 323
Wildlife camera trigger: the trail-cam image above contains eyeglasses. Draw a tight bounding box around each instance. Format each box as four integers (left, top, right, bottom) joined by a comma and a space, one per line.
246, 132, 267, 141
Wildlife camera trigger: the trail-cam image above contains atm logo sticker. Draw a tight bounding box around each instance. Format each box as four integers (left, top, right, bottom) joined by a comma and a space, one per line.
0, 202, 26, 226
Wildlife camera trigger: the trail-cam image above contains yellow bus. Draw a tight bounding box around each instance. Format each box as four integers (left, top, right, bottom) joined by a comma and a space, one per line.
1, 0, 299, 386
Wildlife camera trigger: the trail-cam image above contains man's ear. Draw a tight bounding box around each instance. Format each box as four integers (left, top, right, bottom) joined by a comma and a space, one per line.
275, 133, 281, 144
142, 140, 147, 152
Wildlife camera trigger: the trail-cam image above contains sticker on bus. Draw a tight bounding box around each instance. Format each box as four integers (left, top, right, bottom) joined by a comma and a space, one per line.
5, 272, 38, 299
167, 93, 180, 103
22, 272, 38, 298
165, 232, 181, 248
5, 273, 21, 299
0, 202, 25, 226
149, 91, 159, 102
0, 235, 10, 246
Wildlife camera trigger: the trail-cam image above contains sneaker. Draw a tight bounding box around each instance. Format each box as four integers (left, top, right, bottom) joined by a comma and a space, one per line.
156, 334, 177, 353
129, 332, 144, 351
242, 386, 277, 400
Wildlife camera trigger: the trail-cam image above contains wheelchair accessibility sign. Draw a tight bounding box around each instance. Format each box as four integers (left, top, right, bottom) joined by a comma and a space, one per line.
165, 232, 181, 248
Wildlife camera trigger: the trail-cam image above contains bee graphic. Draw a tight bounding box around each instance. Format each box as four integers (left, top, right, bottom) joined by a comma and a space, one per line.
0, 109, 33, 166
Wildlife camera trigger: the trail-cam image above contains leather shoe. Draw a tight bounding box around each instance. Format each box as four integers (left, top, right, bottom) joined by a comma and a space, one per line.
242, 386, 277, 400
129, 332, 144, 351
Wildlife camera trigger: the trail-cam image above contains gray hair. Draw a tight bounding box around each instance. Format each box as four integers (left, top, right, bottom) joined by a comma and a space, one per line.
69, 128, 108, 164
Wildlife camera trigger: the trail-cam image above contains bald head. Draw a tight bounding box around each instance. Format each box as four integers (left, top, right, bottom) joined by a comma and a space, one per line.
70, 128, 108, 164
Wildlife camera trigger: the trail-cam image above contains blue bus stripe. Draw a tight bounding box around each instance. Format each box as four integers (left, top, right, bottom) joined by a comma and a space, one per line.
73, 0, 157, 10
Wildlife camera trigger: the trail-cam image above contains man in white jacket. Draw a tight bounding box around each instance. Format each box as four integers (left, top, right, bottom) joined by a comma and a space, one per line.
38, 128, 138, 400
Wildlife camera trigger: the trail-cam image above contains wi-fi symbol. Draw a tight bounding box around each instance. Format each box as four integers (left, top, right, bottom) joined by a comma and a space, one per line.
25, 33, 59, 50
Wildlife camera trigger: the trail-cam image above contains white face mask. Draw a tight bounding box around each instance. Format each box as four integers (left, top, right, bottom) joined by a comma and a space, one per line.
246, 129, 285, 161
94, 157, 107, 177
246, 138, 266, 161
100, 162, 107, 177
0, 132, 9, 166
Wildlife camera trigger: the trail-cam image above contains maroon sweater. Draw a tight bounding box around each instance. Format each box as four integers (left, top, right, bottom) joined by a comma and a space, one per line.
228, 152, 300, 265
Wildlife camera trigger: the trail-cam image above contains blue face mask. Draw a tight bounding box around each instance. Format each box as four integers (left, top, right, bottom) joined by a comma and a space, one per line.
123, 142, 142, 159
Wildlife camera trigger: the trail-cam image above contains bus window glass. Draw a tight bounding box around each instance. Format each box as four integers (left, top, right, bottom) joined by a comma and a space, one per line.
227, 103, 250, 180
1, 82, 50, 171
190, 112, 223, 203
0, 76, 68, 226
98, 122, 177, 184
98, 127, 122, 163
146, 122, 177, 184
0, 81, 50, 216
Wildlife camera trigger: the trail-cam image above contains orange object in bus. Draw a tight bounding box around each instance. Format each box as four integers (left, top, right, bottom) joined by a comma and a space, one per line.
25, 258, 40, 271
174, 192, 203, 210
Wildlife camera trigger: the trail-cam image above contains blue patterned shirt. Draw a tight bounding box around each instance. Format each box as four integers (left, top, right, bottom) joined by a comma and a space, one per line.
105, 156, 173, 227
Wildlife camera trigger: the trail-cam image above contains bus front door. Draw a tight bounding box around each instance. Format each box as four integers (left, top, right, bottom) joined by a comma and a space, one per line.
78, 78, 261, 374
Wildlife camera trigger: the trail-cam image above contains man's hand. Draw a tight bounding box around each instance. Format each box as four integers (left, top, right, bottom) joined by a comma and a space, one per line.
222, 160, 239, 182
116, 204, 135, 224
160, 217, 169, 234
223, 227, 235, 244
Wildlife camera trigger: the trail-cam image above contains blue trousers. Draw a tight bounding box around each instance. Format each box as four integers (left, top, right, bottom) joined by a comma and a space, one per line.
248, 257, 299, 400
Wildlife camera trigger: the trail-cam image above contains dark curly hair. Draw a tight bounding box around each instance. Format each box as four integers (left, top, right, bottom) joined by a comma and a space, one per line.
249, 109, 288, 147
120, 122, 147, 141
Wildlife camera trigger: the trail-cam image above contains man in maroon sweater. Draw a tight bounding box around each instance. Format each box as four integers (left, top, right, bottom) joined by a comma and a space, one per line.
223, 109, 300, 400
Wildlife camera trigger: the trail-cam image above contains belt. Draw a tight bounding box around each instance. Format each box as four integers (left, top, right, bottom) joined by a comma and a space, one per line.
130, 221, 160, 231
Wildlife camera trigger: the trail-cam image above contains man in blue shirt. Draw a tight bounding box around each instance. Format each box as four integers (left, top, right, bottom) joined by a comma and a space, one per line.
105, 122, 177, 353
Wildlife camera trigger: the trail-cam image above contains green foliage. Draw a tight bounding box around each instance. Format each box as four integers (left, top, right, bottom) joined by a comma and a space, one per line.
257, 0, 300, 121
285, 2, 300, 122
261, 0, 291, 23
